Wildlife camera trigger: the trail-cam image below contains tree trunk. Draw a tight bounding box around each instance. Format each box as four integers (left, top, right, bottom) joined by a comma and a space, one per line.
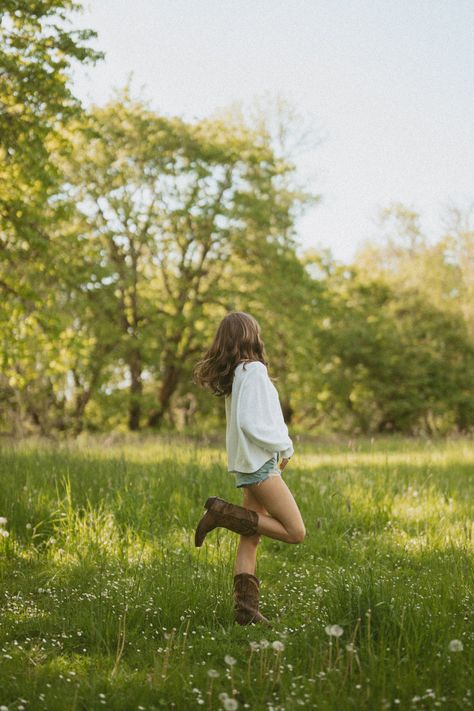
281, 398, 294, 424
147, 361, 180, 429
128, 347, 143, 431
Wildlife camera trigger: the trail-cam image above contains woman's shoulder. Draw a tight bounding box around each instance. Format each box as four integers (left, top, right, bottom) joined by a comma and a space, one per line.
234, 361, 269, 385
236, 360, 267, 374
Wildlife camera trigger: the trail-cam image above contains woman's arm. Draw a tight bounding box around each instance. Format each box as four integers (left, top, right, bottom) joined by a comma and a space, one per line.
239, 365, 294, 458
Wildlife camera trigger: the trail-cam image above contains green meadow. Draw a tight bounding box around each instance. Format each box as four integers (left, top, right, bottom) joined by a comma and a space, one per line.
0, 435, 472, 711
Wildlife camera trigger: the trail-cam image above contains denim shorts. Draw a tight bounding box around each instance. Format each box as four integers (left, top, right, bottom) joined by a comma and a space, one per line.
234, 452, 281, 488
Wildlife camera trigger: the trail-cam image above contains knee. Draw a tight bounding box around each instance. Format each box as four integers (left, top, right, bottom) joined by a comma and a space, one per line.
287, 524, 306, 544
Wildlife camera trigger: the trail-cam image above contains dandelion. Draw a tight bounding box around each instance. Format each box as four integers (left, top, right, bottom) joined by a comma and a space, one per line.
325, 624, 343, 637
26, 523, 32, 529
224, 654, 236, 666
207, 669, 220, 678
249, 641, 260, 652
218, 692, 229, 702
315, 586, 323, 596
222, 698, 238, 711
0, 530, 9, 538
259, 639, 269, 649
345, 643, 356, 653
272, 641, 285, 652
0, 517, 7, 526
448, 639, 464, 652
0, 706, 9, 711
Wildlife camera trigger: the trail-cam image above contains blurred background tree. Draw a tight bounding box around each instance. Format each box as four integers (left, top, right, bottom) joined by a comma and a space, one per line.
1, 2, 472, 437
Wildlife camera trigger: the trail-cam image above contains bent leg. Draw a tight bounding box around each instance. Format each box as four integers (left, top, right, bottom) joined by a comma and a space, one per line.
249, 476, 306, 544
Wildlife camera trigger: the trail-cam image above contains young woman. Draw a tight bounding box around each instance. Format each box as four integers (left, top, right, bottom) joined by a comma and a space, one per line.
192, 311, 306, 627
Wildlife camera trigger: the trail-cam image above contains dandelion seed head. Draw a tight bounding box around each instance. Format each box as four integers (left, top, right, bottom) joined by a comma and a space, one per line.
0, 517, 7, 526
224, 654, 236, 666
222, 698, 238, 711
448, 639, 463, 652
325, 624, 343, 637
259, 639, 269, 649
272, 641, 285, 652
207, 669, 219, 678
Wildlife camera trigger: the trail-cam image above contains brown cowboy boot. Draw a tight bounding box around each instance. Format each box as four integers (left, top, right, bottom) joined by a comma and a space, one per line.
194, 496, 259, 547
233, 573, 272, 626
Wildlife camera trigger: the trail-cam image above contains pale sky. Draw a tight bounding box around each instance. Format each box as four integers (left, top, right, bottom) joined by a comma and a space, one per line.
70, 0, 474, 263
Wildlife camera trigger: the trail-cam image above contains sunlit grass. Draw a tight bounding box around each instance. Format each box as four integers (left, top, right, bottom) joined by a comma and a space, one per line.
0, 435, 472, 710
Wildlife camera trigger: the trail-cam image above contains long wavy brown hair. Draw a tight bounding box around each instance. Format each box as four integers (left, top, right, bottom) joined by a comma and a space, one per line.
192, 311, 271, 397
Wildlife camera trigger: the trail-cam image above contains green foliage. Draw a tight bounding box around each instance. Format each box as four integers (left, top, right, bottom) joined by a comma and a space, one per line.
0, 0, 103, 433
309, 267, 474, 434
0, 0, 103, 254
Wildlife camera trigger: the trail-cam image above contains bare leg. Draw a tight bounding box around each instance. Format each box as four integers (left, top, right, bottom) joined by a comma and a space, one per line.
249, 475, 306, 544
234, 475, 305, 576
234, 534, 260, 576
234, 487, 267, 576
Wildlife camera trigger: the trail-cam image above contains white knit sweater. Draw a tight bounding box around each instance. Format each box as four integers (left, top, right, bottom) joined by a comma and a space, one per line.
225, 360, 294, 473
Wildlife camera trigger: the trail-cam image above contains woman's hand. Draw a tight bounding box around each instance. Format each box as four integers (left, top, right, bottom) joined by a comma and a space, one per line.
279, 457, 290, 470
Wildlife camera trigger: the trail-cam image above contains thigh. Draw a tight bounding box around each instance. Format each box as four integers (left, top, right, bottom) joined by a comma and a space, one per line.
242, 484, 269, 515
247, 476, 305, 532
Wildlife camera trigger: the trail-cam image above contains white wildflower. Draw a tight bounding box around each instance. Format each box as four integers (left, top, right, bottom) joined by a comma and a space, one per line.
448, 639, 463, 652
345, 643, 356, 653
223, 698, 238, 711
272, 640, 285, 652
224, 654, 236, 666
249, 641, 260, 652
207, 669, 219, 678
0, 517, 7, 526
259, 639, 269, 649
0, 530, 9, 538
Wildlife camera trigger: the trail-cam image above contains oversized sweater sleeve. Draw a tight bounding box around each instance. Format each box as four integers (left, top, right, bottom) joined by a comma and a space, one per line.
239, 365, 294, 459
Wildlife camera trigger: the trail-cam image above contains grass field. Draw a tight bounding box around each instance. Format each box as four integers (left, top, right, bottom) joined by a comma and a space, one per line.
0, 435, 472, 711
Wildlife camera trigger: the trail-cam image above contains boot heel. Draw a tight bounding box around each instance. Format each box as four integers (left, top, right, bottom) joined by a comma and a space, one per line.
204, 496, 219, 510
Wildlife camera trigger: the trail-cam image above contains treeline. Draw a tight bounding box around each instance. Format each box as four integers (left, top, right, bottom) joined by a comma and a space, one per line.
1, 1, 473, 437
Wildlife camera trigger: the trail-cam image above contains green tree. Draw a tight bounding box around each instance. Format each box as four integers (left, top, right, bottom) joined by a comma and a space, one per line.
58, 90, 313, 431
0, 0, 102, 434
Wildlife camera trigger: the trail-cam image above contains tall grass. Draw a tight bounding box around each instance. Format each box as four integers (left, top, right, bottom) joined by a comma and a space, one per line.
0, 435, 472, 710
